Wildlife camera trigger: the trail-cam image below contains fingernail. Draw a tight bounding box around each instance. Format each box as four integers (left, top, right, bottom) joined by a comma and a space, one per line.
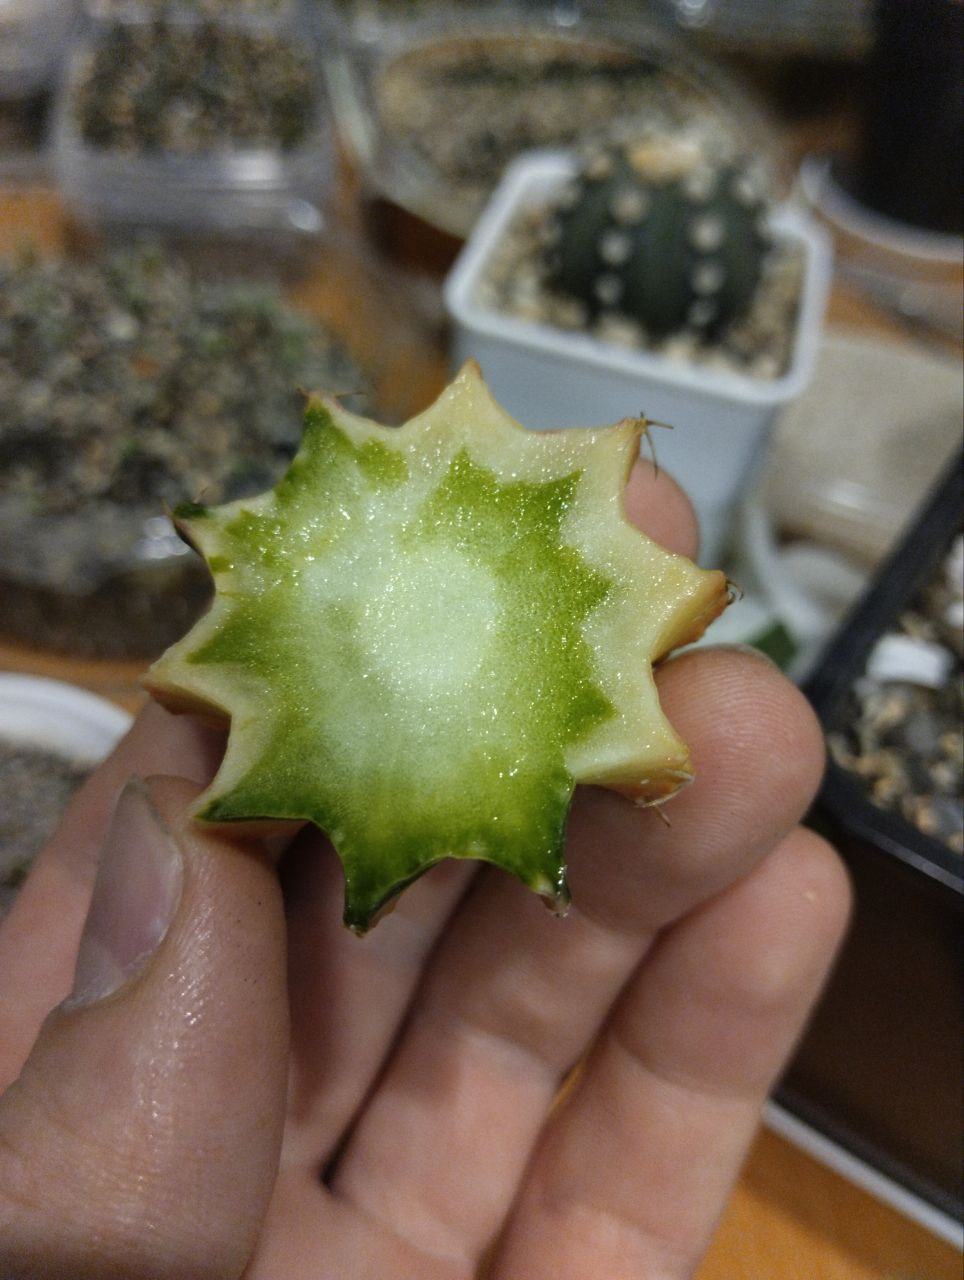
65, 778, 182, 1008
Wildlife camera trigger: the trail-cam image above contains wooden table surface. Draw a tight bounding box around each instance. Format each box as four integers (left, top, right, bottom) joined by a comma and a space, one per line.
1, 186, 960, 1279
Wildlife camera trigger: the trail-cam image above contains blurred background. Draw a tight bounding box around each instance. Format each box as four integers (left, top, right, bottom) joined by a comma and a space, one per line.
0, 1, 961, 1273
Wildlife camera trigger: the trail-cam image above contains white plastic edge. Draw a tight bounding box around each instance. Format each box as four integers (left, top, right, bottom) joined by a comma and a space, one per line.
0, 674, 133, 764
443, 149, 834, 410
763, 1100, 964, 1250
799, 153, 964, 265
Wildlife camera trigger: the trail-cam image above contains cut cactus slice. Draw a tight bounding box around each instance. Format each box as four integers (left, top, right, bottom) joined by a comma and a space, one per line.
145, 362, 729, 931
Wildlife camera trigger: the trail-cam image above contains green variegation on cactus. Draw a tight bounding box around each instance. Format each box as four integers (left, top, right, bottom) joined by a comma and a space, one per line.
544, 127, 773, 337
145, 364, 730, 932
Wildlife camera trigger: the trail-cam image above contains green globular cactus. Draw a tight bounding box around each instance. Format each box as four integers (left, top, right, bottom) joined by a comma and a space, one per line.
544, 128, 773, 338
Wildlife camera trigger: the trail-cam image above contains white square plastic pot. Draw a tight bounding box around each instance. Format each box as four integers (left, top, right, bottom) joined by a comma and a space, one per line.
444, 151, 832, 565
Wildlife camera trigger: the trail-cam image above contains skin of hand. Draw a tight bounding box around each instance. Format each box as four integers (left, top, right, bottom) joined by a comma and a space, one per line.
0, 460, 851, 1280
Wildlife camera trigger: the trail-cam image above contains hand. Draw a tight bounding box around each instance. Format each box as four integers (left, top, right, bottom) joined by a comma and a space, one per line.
0, 461, 850, 1280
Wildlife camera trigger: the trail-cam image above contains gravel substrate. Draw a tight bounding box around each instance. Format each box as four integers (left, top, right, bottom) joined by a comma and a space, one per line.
0, 742, 91, 916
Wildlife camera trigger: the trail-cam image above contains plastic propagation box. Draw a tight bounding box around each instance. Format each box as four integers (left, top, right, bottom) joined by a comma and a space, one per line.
53, 8, 334, 245
0, 0, 79, 99
779, 449, 963, 1228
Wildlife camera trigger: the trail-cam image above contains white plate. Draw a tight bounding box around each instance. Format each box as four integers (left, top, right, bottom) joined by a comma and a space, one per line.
0, 674, 133, 764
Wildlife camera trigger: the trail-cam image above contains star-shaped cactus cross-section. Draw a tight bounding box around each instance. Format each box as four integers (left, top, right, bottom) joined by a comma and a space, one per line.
145, 362, 728, 931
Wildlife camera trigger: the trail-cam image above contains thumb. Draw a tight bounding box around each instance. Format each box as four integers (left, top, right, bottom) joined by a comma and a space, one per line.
0, 776, 289, 1280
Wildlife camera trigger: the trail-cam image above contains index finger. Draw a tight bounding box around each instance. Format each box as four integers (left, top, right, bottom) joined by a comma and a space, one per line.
624, 455, 700, 562
489, 826, 850, 1280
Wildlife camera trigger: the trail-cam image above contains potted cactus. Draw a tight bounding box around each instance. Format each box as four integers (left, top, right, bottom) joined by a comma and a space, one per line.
444, 125, 832, 564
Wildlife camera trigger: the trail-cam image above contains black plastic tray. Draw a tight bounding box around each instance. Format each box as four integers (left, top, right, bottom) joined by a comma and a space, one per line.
778, 448, 963, 1223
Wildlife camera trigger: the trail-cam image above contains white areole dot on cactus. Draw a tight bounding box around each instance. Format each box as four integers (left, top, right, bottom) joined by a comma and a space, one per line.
145, 363, 730, 932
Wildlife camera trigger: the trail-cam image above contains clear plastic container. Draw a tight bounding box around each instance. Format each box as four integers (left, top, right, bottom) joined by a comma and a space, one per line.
83, 0, 297, 17
0, 230, 436, 658
324, 1, 778, 237
0, 0, 79, 99
0, 498, 214, 658
53, 10, 335, 245
761, 331, 964, 568
799, 153, 964, 343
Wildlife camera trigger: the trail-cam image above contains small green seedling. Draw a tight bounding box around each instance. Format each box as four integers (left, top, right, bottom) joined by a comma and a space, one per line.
145, 363, 728, 931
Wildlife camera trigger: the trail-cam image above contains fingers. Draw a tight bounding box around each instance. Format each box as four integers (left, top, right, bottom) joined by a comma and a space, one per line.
566, 646, 828, 926
244, 1165, 469, 1280
327, 650, 827, 1265
280, 834, 475, 1170
489, 827, 851, 1279
623, 455, 700, 561
0, 702, 224, 1087
0, 776, 288, 1280
276, 455, 701, 1173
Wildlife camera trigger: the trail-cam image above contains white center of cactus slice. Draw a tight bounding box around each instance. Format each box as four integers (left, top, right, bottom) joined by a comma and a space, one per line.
362, 547, 498, 698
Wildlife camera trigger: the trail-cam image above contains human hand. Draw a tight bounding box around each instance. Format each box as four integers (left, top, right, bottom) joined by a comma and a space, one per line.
0, 461, 850, 1280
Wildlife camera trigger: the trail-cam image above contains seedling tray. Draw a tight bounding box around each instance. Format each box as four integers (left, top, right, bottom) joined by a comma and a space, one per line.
779, 448, 963, 1225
